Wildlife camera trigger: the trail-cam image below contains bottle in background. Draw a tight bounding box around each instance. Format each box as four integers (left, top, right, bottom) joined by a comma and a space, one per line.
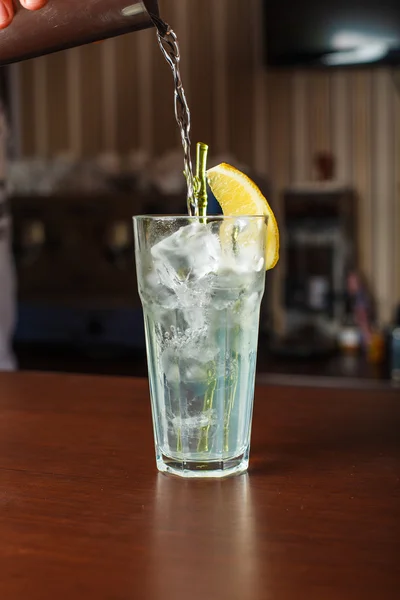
338, 294, 361, 355
367, 325, 385, 365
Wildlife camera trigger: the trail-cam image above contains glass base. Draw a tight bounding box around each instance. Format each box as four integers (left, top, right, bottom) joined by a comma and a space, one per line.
156, 449, 249, 479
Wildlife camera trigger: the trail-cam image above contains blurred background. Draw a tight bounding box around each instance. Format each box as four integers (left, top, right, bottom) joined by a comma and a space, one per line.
2, 0, 400, 381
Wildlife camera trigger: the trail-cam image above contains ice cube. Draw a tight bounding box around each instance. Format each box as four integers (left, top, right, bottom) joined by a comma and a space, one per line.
140, 271, 180, 309
219, 218, 265, 274
162, 348, 212, 394
170, 410, 217, 437
151, 223, 221, 297
237, 242, 265, 272
161, 324, 219, 388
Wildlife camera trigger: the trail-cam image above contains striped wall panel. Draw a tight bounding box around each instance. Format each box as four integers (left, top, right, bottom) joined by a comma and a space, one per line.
10, 0, 400, 322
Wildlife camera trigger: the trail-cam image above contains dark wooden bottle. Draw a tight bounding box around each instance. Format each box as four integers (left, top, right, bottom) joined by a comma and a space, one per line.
0, 0, 159, 66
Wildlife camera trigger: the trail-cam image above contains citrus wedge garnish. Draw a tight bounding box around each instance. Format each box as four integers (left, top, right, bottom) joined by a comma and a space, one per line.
206, 163, 279, 270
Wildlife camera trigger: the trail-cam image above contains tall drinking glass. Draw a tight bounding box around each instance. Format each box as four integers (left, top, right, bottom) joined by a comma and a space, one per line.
133, 215, 267, 478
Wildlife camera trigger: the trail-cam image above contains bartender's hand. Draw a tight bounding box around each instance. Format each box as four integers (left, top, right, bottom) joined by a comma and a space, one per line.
0, 0, 48, 30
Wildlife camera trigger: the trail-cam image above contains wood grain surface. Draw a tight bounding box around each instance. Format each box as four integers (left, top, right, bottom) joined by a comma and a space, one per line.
0, 373, 399, 600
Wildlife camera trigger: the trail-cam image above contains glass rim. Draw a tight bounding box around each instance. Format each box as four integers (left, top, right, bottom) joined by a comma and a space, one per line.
132, 214, 268, 222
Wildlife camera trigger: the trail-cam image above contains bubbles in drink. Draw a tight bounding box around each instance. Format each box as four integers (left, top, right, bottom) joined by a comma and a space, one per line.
151, 222, 221, 291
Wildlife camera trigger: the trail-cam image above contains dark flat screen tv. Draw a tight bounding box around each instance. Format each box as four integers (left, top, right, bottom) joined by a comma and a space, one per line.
264, 0, 400, 67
